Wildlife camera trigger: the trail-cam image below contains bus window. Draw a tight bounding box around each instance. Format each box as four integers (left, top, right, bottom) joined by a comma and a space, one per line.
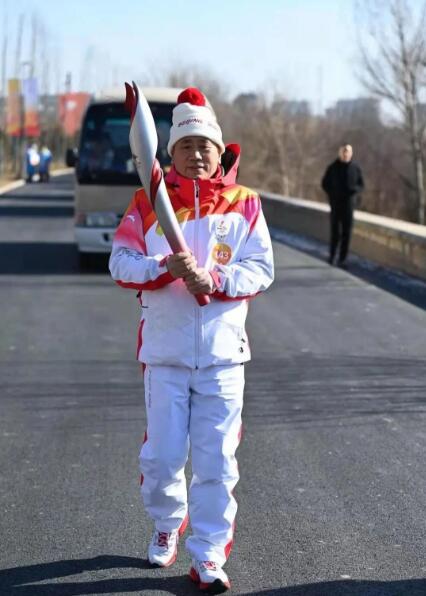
77, 101, 174, 185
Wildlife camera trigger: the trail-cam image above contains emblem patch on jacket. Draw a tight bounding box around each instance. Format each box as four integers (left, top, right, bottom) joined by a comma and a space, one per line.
214, 219, 230, 240
212, 243, 232, 265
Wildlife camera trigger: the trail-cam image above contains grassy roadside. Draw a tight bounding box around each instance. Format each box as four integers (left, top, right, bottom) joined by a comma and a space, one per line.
0, 173, 19, 186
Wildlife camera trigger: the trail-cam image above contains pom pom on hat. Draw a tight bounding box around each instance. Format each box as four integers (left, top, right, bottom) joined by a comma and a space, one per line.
167, 87, 225, 156
177, 87, 206, 106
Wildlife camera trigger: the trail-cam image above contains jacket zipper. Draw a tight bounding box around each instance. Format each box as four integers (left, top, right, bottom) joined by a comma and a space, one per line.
194, 180, 200, 369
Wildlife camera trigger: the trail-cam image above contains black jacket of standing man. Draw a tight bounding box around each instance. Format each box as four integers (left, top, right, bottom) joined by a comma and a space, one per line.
321, 144, 364, 267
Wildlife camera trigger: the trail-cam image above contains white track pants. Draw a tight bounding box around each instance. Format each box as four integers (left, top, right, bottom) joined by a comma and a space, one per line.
139, 364, 244, 566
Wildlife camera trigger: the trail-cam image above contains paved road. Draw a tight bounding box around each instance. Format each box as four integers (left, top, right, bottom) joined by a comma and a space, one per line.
0, 175, 425, 596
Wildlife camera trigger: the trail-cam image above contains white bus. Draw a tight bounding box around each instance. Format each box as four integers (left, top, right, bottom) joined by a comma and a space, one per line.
67, 87, 182, 268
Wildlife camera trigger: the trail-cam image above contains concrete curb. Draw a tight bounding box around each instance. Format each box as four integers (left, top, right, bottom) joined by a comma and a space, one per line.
260, 190, 426, 282
51, 168, 74, 177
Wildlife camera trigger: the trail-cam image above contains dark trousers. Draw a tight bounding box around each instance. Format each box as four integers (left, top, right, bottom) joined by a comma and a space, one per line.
329, 199, 354, 263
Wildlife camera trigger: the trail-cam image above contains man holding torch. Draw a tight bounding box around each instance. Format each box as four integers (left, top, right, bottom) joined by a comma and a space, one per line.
109, 86, 274, 593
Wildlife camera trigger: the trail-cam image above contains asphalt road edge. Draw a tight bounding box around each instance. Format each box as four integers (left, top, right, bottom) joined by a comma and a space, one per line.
0, 168, 74, 196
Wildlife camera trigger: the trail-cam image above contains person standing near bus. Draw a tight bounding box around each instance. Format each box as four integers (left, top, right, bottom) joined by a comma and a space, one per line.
39, 144, 52, 182
109, 87, 274, 593
25, 143, 40, 183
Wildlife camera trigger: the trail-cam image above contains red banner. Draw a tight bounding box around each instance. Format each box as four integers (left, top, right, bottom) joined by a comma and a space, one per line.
6, 79, 22, 137
58, 92, 91, 136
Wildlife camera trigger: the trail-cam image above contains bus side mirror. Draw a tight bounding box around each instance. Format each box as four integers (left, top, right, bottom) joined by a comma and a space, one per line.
66, 148, 78, 167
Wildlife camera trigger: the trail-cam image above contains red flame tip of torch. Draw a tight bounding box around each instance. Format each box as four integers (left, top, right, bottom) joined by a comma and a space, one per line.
124, 82, 137, 122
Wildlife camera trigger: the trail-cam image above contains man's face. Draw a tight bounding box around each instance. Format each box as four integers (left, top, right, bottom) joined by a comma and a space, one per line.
339, 145, 353, 162
172, 136, 221, 180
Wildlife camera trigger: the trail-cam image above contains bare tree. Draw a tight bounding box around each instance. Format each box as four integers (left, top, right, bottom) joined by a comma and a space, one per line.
163, 65, 230, 114
356, 0, 426, 224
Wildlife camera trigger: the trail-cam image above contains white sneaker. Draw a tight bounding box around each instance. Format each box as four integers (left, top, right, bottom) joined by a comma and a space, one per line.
189, 559, 231, 593
148, 514, 188, 567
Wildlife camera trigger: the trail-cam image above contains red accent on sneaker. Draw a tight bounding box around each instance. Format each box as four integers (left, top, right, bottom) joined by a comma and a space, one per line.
150, 532, 178, 568
189, 567, 199, 583
189, 566, 231, 592
203, 561, 217, 570
157, 532, 170, 547
160, 548, 177, 568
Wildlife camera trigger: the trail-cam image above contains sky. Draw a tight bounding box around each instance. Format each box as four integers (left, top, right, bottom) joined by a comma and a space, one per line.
0, 0, 402, 112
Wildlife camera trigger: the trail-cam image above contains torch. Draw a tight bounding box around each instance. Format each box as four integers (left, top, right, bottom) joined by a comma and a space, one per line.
124, 81, 209, 307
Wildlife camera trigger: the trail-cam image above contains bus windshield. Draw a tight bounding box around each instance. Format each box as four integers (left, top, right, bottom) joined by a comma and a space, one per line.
77, 101, 174, 185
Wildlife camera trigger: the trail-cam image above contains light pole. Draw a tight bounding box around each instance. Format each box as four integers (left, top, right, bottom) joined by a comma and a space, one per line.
0, 7, 8, 178
19, 60, 32, 180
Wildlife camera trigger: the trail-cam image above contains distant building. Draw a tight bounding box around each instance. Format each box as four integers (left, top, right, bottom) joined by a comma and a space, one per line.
233, 93, 261, 111
39, 95, 60, 130
271, 99, 311, 117
326, 98, 380, 124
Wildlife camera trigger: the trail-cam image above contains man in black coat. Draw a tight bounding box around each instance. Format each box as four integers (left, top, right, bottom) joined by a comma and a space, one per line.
321, 144, 364, 267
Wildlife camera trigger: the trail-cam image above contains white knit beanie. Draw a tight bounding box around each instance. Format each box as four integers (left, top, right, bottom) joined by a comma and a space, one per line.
167, 87, 225, 156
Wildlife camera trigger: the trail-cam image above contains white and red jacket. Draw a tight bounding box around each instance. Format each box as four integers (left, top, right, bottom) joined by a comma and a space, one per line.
109, 145, 274, 368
